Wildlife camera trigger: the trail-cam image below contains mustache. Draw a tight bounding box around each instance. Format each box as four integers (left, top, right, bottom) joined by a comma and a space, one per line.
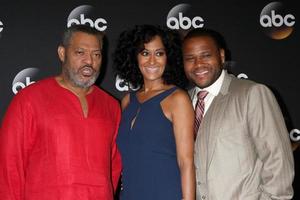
80, 65, 95, 71
193, 66, 210, 72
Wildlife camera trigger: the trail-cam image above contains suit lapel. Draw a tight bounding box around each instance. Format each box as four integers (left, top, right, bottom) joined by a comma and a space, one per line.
204, 94, 227, 170
188, 87, 197, 101
201, 72, 233, 171
189, 87, 207, 180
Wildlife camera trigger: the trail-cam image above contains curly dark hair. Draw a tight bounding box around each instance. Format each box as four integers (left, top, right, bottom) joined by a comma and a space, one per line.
113, 24, 188, 89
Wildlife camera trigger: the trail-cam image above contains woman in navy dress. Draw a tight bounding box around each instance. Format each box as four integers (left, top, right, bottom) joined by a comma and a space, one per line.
114, 25, 195, 200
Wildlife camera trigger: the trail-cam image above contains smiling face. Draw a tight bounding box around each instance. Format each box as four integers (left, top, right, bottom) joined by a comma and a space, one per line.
137, 35, 167, 84
183, 36, 225, 89
58, 31, 102, 88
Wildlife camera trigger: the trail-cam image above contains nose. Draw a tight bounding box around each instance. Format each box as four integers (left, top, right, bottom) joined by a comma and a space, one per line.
149, 54, 156, 64
196, 57, 204, 67
84, 53, 93, 65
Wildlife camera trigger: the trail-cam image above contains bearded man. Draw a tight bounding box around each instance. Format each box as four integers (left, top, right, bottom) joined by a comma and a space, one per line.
0, 25, 122, 200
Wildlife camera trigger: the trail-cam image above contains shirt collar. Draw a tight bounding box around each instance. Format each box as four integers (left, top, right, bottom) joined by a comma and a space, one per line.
195, 69, 225, 97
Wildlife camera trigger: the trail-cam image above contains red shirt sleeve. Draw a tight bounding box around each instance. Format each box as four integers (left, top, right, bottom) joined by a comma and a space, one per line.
0, 93, 36, 200
111, 103, 122, 192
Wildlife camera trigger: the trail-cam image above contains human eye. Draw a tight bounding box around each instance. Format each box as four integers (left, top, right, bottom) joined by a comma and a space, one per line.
75, 49, 84, 56
201, 52, 212, 58
156, 50, 165, 57
140, 50, 149, 56
93, 51, 102, 58
184, 56, 194, 62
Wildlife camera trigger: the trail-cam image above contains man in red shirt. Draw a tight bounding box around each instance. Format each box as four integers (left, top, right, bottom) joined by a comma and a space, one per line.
0, 25, 122, 200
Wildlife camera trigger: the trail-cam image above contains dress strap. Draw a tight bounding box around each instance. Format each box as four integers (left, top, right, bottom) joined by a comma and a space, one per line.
128, 91, 138, 104
155, 86, 178, 102
133, 86, 178, 105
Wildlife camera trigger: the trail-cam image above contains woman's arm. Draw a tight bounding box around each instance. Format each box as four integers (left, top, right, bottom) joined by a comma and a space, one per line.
121, 93, 130, 111
164, 89, 195, 200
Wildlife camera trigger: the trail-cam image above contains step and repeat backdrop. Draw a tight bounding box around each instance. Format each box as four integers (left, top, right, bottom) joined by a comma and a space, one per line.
0, 0, 299, 197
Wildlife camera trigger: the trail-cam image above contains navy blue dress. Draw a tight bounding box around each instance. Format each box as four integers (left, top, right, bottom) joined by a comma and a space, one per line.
117, 87, 182, 200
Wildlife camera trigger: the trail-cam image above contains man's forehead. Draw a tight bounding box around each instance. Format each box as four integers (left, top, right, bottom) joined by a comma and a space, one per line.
69, 39, 101, 50
70, 32, 101, 42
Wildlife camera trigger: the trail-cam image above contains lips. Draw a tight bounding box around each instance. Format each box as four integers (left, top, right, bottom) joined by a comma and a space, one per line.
194, 69, 209, 77
144, 66, 160, 73
80, 66, 95, 76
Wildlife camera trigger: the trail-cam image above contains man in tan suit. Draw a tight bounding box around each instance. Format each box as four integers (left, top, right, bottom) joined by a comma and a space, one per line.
183, 28, 294, 200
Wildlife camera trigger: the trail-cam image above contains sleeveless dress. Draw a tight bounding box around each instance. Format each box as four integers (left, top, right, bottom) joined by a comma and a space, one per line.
117, 87, 182, 200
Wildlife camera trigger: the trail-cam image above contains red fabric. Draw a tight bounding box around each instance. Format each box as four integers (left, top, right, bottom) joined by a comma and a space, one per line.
0, 77, 122, 200
194, 90, 208, 137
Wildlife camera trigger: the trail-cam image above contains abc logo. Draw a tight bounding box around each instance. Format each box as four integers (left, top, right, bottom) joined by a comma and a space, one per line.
12, 68, 39, 94
167, 3, 204, 30
0, 20, 3, 33
67, 14, 107, 31
260, 10, 295, 27
260, 2, 295, 39
167, 13, 204, 30
237, 73, 248, 79
290, 129, 300, 142
12, 77, 35, 94
115, 75, 139, 92
67, 5, 108, 31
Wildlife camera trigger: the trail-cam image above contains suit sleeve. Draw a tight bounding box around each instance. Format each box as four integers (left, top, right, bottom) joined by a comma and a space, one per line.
111, 104, 122, 192
0, 93, 35, 200
247, 84, 294, 200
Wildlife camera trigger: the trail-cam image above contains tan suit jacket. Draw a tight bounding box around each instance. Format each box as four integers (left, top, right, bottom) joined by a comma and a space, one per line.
191, 71, 294, 200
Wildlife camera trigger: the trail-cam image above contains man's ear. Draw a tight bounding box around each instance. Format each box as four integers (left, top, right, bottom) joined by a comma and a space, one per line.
220, 48, 225, 64
57, 46, 65, 62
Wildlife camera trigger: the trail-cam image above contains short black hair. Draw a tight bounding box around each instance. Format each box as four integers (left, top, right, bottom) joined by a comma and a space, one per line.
184, 28, 228, 55
114, 24, 188, 89
61, 24, 104, 48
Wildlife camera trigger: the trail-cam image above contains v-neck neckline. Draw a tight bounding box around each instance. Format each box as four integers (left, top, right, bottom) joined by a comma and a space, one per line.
135, 86, 176, 105
52, 77, 94, 119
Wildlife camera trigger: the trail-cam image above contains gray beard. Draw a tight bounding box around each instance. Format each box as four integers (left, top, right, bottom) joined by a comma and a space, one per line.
64, 66, 99, 89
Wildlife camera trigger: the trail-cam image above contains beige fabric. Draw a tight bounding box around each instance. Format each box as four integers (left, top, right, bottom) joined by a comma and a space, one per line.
190, 71, 294, 200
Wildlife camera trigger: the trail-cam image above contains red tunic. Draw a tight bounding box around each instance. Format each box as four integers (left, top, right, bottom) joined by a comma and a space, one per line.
0, 77, 122, 200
